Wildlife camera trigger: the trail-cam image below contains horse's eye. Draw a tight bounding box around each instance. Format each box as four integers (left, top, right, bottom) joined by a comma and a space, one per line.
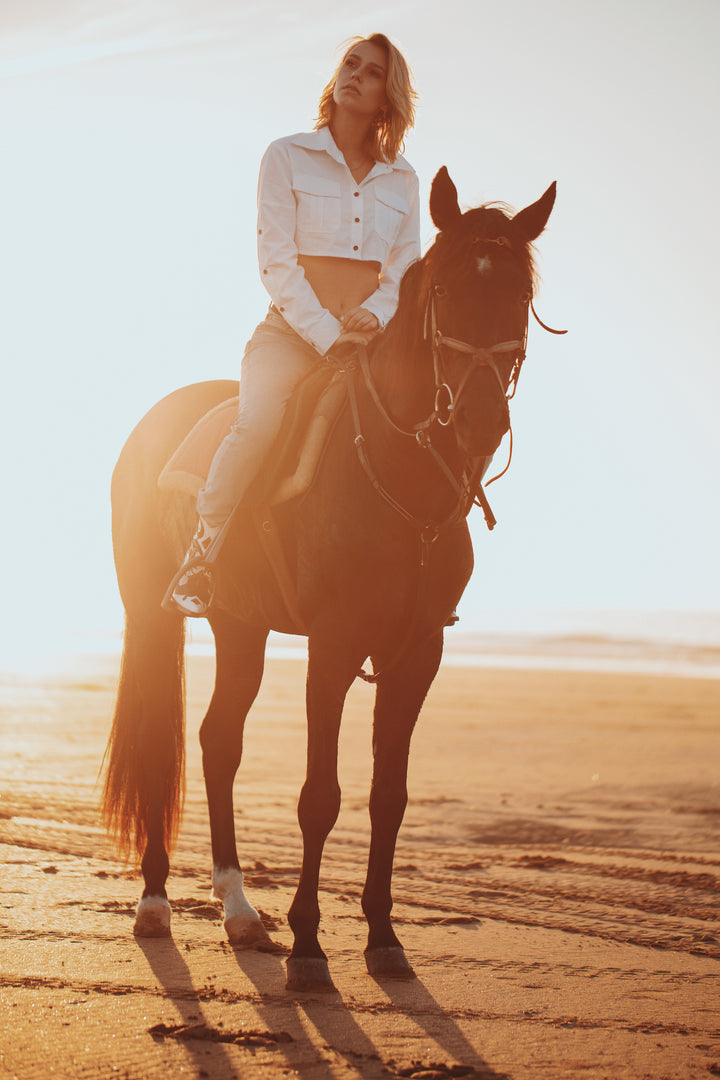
434, 284, 448, 298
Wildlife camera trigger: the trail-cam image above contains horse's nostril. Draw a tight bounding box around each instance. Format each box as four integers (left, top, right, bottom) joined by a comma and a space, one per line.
454, 397, 510, 458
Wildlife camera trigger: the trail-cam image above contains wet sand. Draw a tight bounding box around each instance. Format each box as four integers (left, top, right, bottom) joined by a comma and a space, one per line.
0, 654, 718, 1079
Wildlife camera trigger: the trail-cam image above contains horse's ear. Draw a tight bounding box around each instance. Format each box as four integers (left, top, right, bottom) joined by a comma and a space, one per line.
430, 167, 462, 231
512, 182, 557, 243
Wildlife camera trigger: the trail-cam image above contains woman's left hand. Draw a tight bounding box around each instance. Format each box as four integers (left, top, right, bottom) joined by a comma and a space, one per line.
341, 307, 380, 337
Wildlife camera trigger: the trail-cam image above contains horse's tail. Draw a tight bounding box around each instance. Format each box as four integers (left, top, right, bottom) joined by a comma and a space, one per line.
101, 607, 186, 861
102, 379, 239, 861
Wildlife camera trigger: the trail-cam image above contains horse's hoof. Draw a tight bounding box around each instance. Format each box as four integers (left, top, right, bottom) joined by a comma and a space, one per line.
285, 957, 335, 993
225, 915, 287, 953
364, 945, 416, 979
133, 896, 172, 938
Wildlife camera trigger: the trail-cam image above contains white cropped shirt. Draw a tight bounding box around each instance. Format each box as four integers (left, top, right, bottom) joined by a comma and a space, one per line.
257, 127, 420, 355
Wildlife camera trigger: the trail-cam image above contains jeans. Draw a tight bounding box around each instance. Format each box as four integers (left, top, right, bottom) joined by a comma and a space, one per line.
196, 307, 322, 528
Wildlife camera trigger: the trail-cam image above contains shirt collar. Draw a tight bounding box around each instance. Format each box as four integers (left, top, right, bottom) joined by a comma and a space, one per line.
289, 127, 414, 175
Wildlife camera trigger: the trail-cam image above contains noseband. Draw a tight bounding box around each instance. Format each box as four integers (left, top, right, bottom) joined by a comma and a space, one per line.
423, 285, 527, 428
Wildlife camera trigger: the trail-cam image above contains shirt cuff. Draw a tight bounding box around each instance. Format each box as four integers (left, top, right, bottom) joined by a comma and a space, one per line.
310, 311, 343, 354
361, 295, 391, 331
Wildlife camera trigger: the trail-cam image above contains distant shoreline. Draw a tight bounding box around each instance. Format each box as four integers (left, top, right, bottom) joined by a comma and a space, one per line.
3, 627, 719, 681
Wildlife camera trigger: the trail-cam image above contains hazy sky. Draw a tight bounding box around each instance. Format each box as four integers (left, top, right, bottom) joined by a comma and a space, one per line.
1, 0, 718, 660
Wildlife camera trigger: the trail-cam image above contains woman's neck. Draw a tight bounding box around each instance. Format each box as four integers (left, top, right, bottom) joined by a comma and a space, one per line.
329, 112, 374, 165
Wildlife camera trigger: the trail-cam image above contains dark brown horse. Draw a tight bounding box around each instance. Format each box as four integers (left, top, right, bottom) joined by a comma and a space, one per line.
102, 168, 557, 991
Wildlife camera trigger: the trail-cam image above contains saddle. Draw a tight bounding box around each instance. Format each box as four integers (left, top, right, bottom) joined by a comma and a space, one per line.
158, 366, 346, 505
158, 365, 349, 630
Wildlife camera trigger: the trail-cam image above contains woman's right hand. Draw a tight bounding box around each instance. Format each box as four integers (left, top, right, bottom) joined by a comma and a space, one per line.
341, 307, 380, 336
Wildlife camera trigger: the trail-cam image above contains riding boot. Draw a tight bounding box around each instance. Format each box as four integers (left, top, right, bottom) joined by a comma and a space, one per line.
162, 517, 225, 617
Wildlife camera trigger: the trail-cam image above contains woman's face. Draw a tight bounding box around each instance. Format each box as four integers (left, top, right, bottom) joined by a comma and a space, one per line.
332, 41, 388, 120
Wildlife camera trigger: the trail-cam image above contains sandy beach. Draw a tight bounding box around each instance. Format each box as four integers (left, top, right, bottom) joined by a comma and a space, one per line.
0, 651, 718, 1079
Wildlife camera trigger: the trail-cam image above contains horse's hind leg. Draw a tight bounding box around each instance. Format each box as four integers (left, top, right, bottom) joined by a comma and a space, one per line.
200, 611, 277, 950
362, 632, 444, 978
135, 802, 172, 936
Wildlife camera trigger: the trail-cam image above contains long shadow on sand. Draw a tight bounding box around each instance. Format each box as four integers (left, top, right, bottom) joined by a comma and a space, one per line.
136, 936, 238, 1074
232, 947, 510, 1079
233, 948, 386, 1075
371, 972, 512, 1079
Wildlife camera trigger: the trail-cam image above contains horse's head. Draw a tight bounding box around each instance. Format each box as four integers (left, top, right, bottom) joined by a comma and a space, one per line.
424, 168, 556, 458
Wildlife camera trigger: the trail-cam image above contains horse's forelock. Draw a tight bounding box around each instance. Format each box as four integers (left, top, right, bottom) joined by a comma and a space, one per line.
427, 204, 539, 292
388, 200, 539, 353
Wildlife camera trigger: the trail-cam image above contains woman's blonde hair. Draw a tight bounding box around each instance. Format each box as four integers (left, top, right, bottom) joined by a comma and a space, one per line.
315, 34, 417, 163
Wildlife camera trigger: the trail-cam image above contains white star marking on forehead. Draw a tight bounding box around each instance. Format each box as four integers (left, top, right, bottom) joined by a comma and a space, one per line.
476, 255, 493, 275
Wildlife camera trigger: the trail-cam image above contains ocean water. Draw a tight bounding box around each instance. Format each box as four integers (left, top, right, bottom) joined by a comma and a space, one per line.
453, 608, 720, 647
442, 609, 720, 678
3, 610, 719, 680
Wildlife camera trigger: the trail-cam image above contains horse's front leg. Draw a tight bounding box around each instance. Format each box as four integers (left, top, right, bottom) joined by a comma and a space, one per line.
362, 631, 443, 978
201, 613, 277, 950
286, 635, 365, 992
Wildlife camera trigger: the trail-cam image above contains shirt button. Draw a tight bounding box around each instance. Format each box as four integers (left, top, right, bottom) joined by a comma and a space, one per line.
354, 191, 359, 197
354, 217, 360, 223
258, 228, 262, 234
353, 245, 358, 251
263, 269, 268, 275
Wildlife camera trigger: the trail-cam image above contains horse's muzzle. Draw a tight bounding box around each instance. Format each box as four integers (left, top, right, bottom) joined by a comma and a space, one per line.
454, 394, 510, 458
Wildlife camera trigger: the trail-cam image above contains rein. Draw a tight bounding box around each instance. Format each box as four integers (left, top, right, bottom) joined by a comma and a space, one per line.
348, 349, 474, 540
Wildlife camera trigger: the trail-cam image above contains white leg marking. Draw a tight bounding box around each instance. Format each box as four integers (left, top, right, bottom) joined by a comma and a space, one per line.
212, 866, 275, 949
211, 866, 260, 921
134, 895, 172, 937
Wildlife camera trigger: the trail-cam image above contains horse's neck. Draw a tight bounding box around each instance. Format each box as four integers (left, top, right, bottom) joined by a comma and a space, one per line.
369, 318, 434, 430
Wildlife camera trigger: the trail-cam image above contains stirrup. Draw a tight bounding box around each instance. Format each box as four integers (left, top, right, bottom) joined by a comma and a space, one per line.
163, 562, 216, 617
161, 518, 223, 616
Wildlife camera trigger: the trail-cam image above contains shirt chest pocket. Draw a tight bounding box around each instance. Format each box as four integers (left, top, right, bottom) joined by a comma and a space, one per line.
373, 187, 409, 243
294, 173, 342, 234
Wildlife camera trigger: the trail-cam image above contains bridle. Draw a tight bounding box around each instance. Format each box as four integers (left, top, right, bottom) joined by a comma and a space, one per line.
423, 279, 526, 494
346, 280, 525, 546
346, 237, 568, 537
352, 237, 528, 494
342, 242, 566, 683
424, 283, 526, 425
424, 235, 567, 483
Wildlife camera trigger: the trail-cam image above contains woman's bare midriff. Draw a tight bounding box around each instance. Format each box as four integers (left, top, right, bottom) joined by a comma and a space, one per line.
299, 255, 380, 319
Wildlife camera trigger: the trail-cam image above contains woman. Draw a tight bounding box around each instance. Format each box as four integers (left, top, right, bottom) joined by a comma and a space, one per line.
167, 33, 420, 616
